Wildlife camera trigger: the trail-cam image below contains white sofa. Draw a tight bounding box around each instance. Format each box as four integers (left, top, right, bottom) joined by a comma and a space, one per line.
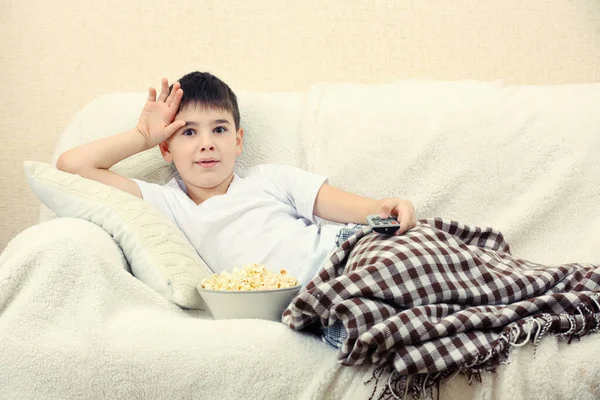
2, 80, 599, 399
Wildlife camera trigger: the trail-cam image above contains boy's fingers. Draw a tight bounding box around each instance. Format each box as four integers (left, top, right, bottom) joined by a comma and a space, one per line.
379, 200, 393, 218
395, 216, 405, 235
166, 81, 178, 104
147, 87, 157, 102
170, 88, 183, 109
168, 84, 182, 107
165, 120, 186, 137
158, 78, 169, 102
396, 207, 410, 235
400, 220, 409, 234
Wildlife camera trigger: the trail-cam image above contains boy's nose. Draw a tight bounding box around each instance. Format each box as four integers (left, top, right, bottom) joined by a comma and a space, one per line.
198, 134, 215, 151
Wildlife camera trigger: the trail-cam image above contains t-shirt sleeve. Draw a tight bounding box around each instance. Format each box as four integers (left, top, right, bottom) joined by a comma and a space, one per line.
131, 178, 177, 223
251, 164, 328, 222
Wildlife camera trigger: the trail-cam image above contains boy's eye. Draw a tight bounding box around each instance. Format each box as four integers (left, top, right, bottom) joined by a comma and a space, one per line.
214, 126, 227, 134
182, 129, 195, 136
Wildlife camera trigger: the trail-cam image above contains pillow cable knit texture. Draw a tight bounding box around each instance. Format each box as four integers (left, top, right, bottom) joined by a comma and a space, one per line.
24, 160, 212, 310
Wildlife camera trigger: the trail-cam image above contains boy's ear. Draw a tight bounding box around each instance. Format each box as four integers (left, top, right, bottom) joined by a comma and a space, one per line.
159, 141, 173, 163
236, 128, 244, 156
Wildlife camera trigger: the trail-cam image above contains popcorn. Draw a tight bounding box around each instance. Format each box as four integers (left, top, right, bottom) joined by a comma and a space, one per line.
200, 263, 298, 291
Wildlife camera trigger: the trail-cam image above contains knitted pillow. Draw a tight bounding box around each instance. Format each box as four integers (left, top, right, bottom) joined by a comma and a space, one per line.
24, 161, 212, 310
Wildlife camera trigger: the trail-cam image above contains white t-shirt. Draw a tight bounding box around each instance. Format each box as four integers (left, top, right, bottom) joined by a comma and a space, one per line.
132, 164, 344, 286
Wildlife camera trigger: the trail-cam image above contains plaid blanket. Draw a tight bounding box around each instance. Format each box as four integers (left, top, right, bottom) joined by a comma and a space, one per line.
282, 218, 600, 399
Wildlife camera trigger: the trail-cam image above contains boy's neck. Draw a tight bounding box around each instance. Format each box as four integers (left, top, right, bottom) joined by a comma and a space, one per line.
185, 173, 235, 205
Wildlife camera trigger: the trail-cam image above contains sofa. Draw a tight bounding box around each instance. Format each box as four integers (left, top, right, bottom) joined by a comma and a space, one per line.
1, 79, 599, 399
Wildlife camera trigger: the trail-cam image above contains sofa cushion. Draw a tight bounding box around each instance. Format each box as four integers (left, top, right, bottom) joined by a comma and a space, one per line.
25, 161, 213, 310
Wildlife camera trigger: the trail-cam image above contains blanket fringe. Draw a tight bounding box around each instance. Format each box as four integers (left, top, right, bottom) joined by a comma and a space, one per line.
366, 368, 458, 400
365, 293, 600, 400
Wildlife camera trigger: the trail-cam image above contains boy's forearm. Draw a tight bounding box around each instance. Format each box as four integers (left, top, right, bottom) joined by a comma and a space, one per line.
57, 128, 153, 172
314, 183, 384, 224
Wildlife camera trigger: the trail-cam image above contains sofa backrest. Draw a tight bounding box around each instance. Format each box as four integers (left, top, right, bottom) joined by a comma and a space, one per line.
44, 81, 600, 265
301, 81, 600, 264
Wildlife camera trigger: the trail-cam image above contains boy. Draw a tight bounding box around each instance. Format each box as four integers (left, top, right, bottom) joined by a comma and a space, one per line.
57, 71, 417, 289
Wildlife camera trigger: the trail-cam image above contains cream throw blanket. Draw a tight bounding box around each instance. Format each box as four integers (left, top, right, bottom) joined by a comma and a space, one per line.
2, 219, 598, 399
0, 218, 384, 399
5, 80, 600, 399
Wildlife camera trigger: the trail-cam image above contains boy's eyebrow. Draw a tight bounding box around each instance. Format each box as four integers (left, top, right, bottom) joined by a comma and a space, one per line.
183, 119, 232, 126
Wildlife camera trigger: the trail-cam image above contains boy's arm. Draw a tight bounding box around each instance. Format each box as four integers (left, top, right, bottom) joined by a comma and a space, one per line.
56, 129, 151, 198
313, 183, 416, 235
57, 78, 185, 198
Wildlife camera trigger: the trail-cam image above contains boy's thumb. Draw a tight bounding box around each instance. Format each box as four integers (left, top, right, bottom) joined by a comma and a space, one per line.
380, 203, 391, 218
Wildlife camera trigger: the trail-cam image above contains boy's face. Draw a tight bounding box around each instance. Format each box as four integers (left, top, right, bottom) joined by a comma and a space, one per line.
159, 104, 243, 194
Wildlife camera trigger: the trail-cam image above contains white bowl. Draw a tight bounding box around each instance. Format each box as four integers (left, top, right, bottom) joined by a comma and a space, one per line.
196, 285, 302, 321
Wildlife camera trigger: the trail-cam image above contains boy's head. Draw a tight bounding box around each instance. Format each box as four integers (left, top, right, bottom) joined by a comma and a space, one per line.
172, 71, 241, 131
159, 72, 244, 202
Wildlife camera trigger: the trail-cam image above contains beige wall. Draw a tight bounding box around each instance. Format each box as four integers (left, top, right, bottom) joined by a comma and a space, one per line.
1, 0, 599, 251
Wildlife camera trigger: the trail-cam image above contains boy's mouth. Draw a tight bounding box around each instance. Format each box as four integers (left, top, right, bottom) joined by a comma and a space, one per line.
196, 159, 219, 169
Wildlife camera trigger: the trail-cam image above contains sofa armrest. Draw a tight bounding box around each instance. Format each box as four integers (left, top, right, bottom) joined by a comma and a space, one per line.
2, 217, 129, 273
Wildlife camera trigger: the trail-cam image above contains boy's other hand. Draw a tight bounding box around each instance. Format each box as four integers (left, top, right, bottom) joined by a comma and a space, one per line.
380, 198, 417, 235
136, 78, 187, 147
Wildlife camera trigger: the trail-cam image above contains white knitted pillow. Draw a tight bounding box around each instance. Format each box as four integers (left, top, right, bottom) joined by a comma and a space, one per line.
24, 161, 212, 310
39, 146, 180, 223
110, 146, 180, 183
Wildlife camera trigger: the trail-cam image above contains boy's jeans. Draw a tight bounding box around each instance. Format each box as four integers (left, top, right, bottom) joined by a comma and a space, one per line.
321, 224, 365, 349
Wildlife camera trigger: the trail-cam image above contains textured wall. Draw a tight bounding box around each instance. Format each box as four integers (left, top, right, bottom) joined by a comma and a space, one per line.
1, 0, 599, 251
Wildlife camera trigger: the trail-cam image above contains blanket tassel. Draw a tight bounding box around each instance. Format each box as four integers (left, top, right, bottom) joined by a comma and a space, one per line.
367, 369, 456, 400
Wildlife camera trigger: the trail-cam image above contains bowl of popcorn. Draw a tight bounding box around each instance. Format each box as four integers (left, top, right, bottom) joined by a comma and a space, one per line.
197, 263, 302, 321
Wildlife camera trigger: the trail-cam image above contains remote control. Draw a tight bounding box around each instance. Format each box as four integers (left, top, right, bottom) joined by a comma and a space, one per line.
366, 215, 401, 235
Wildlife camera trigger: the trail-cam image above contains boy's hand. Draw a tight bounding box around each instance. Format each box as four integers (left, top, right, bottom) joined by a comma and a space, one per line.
136, 78, 187, 147
380, 198, 417, 235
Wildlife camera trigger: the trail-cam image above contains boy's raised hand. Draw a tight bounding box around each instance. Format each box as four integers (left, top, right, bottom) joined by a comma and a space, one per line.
136, 78, 187, 147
